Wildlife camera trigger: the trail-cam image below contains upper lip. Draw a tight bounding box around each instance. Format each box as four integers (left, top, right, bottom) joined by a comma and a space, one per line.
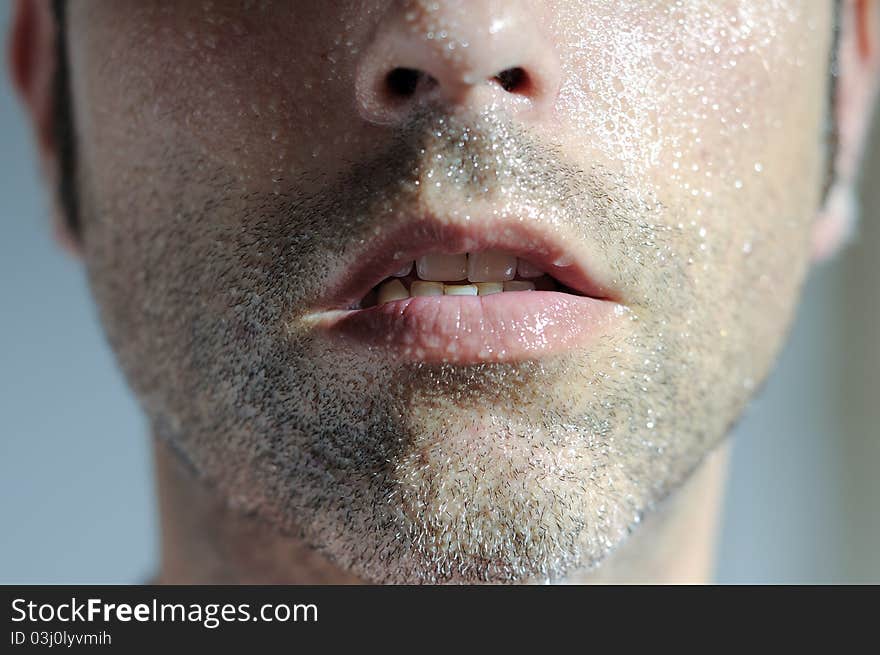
311, 214, 619, 312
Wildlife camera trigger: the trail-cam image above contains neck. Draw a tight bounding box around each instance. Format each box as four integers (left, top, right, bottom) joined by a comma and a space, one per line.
153, 437, 728, 584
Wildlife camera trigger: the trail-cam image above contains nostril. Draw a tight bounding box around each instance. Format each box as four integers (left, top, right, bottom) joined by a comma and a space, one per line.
493, 67, 530, 94
385, 67, 426, 98
385, 66, 531, 100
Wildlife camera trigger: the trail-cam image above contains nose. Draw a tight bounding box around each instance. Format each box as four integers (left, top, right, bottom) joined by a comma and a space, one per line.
355, 0, 561, 125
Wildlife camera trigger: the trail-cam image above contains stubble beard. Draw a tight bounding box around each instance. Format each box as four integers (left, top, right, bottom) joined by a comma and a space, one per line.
83, 111, 782, 583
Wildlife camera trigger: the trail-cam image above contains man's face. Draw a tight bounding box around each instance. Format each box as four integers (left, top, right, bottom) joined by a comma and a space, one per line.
66, 0, 832, 582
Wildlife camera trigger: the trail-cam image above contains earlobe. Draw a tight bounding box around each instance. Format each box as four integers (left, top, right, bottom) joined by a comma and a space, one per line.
51, 207, 82, 257
9, 0, 56, 156
8, 0, 82, 256
813, 184, 858, 261
812, 0, 880, 262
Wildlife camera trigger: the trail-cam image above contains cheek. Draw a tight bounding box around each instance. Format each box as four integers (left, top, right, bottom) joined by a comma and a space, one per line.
544, 0, 829, 311
536, 1, 830, 403
71, 1, 391, 200
547, 1, 829, 222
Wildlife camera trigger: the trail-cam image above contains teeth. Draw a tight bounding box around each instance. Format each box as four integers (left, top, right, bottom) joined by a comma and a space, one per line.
370, 251, 560, 307
410, 281, 444, 297
475, 282, 503, 295
467, 250, 517, 283
416, 253, 467, 282
553, 254, 574, 267
377, 278, 409, 304
516, 258, 543, 278
503, 280, 536, 292
444, 284, 479, 296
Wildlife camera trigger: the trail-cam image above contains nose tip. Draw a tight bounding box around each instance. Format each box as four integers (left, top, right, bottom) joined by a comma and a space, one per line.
355, 0, 561, 125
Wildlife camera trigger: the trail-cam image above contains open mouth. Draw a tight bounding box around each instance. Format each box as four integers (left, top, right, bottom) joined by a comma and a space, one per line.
355, 250, 585, 309
303, 219, 624, 364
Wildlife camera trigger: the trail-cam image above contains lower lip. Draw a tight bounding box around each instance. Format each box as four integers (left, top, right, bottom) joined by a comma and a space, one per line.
309, 291, 622, 364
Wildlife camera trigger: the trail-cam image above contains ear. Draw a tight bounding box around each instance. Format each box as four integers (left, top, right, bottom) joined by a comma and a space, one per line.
8, 0, 81, 256
813, 0, 880, 261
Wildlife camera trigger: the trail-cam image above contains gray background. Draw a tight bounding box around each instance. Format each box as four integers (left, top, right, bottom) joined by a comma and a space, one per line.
1, 4, 877, 583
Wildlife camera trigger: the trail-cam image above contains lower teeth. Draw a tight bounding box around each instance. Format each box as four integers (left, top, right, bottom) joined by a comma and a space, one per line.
366, 276, 552, 308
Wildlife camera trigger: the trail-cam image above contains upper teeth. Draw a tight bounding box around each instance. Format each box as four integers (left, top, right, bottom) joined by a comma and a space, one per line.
465, 250, 517, 283
415, 251, 534, 283
516, 258, 543, 279
369, 251, 549, 307
416, 253, 468, 281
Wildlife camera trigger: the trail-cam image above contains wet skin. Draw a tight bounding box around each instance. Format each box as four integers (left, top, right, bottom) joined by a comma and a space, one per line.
61, 1, 834, 582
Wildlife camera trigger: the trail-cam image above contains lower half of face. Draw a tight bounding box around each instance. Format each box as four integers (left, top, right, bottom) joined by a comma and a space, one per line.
72, 1, 831, 582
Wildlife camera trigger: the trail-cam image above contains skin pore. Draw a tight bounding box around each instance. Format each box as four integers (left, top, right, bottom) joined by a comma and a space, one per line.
10, 0, 879, 583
